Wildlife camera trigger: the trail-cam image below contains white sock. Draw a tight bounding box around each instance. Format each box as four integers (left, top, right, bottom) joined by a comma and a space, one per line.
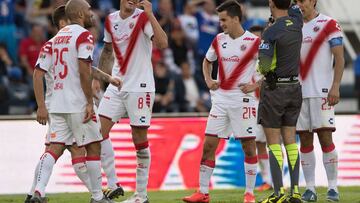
258, 154, 272, 185
86, 157, 104, 201
245, 156, 258, 194
199, 160, 215, 194
300, 146, 316, 192
29, 160, 40, 195
322, 144, 338, 192
135, 142, 151, 197
34, 152, 56, 197
72, 157, 92, 191
101, 138, 119, 189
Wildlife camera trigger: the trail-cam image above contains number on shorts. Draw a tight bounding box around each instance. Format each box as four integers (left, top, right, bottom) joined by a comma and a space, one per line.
138, 97, 144, 109
243, 107, 250, 119
54, 47, 68, 79
321, 98, 332, 111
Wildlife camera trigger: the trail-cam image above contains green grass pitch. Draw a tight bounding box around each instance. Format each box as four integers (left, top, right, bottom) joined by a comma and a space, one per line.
1, 187, 359, 202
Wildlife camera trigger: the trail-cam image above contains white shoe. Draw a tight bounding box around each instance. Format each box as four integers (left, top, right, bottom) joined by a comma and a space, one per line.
90, 196, 114, 203
120, 194, 149, 203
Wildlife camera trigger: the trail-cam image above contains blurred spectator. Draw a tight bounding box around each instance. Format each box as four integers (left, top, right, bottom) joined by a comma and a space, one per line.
178, 1, 199, 48
354, 53, 360, 111
163, 22, 195, 75
153, 61, 175, 113
0, 0, 17, 61
88, 0, 114, 22
154, 0, 175, 35
19, 23, 45, 82
25, 0, 52, 28
174, 62, 208, 112
0, 43, 12, 84
6, 67, 32, 115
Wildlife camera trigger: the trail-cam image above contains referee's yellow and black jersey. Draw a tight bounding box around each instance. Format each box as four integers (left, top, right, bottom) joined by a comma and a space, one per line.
258, 5, 303, 77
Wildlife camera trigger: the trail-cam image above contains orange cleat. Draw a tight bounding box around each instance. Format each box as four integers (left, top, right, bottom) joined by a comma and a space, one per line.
256, 183, 272, 192
182, 191, 210, 203
243, 192, 256, 203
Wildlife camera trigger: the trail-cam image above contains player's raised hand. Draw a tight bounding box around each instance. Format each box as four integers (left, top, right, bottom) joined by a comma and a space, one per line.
110, 77, 122, 89
36, 106, 48, 125
139, 0, 153, 16
328, 85, 340, 106
206, 79, 219, 91
83, 103, 94, 123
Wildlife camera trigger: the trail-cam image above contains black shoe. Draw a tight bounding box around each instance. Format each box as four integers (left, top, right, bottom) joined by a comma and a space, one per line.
24, 194, 32, 203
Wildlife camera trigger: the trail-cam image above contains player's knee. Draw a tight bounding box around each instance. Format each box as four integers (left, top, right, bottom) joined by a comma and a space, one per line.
318, 133, 333, 147
85, 142, 101, 156
68, 145, 86, 158
242, 140, 257, 157
48, 144, 66, 157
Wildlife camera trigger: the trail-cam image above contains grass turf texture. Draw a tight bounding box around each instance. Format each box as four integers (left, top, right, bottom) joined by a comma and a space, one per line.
1, 187, 359, 203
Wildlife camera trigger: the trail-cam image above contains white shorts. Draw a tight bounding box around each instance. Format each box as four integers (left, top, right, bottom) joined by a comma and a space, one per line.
98, 89, 155, 127
255, 124, 266, 143
49, 112, 102, 147
296, 97, 336, 132
205, 101, 257, 140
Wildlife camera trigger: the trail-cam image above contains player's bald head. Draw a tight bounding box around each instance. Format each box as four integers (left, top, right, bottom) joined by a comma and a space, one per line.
65, 0, 90, 21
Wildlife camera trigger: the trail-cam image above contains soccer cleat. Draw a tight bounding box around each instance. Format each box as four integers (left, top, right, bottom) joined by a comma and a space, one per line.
326, 189, 339, 202
288, 193, 302, 203
30, 192, 48, 203
301, 189, 317, 202
24, 194, 32, 203
103, 185, 125, 199
120, 193, 149, 203
90, 196, 114, 203
182, 191, 210, 203
258, 188, 288, 203
257, 183, 272, 192
244, 192, 256, 203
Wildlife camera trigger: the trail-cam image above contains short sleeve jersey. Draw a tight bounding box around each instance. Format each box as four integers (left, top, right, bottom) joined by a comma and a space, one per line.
104, 9, 155, 92
35, 38, 55, 110
300, 14, 343, 98
258, 5, 303, 77
49, 24, 95, 113
206, 31, 260, 104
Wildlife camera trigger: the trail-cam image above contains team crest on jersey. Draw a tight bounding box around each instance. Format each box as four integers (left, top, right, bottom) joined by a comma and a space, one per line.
40, 53, 46, 59
129, 22, 134, 29
313, 26, 320, 32
86, 45, 93, 51
241, 45, 247, 51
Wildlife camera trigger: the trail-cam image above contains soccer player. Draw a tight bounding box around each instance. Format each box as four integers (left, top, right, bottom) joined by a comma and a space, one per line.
249, 25, 272, 192
182, 1, 260, 203
32, 0, 114, 202
96, 0, 168, 202
257, 0, 303, 202
296, 0, 344, 202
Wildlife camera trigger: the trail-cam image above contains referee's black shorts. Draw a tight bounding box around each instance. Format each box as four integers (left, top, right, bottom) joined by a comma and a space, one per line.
258, 82, 302, 128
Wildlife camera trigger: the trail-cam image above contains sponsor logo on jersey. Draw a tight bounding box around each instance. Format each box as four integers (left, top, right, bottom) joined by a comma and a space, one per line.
113, 24, 119, 30
243, 37, 256, 41
54, 36, 72, 44
221, 55, 241, 63
317, 19, 328, 23
222, 42, 227, 48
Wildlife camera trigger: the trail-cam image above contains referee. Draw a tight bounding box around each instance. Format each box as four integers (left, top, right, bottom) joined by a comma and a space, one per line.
257, 0, 303, 202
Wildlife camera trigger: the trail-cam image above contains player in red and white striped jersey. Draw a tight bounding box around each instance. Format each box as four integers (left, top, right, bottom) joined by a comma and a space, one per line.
183, 1, 260, 203
296, 0, 345, 201
96, 0, 168, 202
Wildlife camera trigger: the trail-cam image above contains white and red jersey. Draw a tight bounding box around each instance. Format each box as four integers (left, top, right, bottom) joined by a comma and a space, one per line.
206, 31, 260, 104
300, 14, 343, 98
104, 9, 155, 92
49, 24, 95, 113
35, 38, 55, 110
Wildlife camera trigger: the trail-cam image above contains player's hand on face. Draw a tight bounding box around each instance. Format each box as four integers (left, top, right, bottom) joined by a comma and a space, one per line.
139, 0, 153, 16
110, 77, 122, 89
239, 83, 257, 94
328, 86, 340, 106
206, 79, 219, 91
92, 79, 101, 100
83, 104, 94, 123
36, 107, 48, 125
